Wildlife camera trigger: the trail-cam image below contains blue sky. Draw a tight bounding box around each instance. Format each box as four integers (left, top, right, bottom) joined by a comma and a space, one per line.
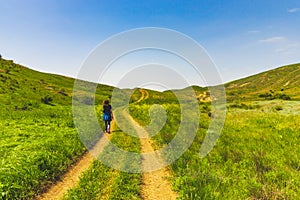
1, 0, 300, 87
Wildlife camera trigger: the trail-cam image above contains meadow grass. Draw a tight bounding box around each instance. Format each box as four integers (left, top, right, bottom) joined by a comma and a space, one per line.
64, 122, 142, 200
129, 101, 300, 199
0, 105, 85, 199
1, 58, 299, 199
0, 59, 114, 199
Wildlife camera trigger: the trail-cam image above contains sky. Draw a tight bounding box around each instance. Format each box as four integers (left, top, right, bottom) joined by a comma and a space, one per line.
1, 0, 300, 89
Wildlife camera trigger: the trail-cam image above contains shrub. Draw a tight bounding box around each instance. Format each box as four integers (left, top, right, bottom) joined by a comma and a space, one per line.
275, 94, 291, 100
259, 93, 273, 99
228, 103, 260, 110
202, 104, 211, 112
274, 105, 283, 111
58, 90, 68, 96
41, 95, 53, 105
259, 93, 291, 100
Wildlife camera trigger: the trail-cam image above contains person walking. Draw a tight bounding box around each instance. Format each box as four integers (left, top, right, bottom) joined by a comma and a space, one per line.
103, 100, 113, 133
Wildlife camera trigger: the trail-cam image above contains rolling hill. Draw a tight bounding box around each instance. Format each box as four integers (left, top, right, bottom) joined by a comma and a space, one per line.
0, 58, 115, 199
225, 63, 300, 101
0, 58, 114, 108
1, 58, 300, 199
1, 58, 299, 104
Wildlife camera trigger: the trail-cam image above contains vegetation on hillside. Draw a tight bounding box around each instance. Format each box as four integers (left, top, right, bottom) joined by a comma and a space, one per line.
0, 59, 113, 199
129, 98, 300, 199
64, 123, 141, 200
225, 63, 300, 101
0, 58, 299, 199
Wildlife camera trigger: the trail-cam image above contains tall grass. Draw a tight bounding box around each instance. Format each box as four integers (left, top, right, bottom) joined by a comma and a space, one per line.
130, 101, 300, 199
0, 105, 85, 199
64, 122, 142, 200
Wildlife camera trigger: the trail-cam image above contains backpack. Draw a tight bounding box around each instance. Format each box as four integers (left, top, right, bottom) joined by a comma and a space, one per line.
103, 113, 110, 121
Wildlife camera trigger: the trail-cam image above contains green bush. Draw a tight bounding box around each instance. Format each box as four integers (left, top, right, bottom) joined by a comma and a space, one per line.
274, 105, 283, 111
259, 92, 291, 100
41, 95, 53, 105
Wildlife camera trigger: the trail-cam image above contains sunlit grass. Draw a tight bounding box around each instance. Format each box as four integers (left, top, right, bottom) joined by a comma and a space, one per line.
130, 100, 300, 199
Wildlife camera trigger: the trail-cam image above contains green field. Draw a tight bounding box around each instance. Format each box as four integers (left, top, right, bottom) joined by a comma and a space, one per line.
0, 59, 113, 199
129, 100, 300, 199
0, 58, 300, 199
0, 105, 85, 199
64, 123, 142, 200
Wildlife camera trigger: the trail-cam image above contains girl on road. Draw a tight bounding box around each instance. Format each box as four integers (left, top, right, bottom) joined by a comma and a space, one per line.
103, 100, 113, 133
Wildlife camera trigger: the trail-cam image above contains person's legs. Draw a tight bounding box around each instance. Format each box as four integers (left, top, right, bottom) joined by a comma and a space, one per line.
104, 121, 108, 133
107, 120, 111, 133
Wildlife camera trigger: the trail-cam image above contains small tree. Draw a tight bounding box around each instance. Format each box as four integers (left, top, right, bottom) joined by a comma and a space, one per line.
41, 95, 53, 105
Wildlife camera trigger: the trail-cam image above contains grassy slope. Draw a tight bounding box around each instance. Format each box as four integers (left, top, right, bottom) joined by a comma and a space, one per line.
1, 58, 300, 199
0, 59, 73, 106
127, 63, 300, 199
129, 97, 300, 199
0, 58, 114, 199
225, 63, 300, 101
0, 59, 114, 107
1, 59, 298, 106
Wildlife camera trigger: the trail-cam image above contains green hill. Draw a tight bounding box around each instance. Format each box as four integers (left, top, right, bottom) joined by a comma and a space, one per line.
0, 58, 114, 108
2, 58, 299, 105
0, 58, 114, 199
225, 63, 300, 101
1, 58, 300, 199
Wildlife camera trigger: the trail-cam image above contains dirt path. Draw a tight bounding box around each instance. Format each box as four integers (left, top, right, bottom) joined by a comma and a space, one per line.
136, 89, 149, 103
37, 128, 113, 200
140, 138, 178, 200
37, 152, 94, 200
123, 110, 178, 200
38, 92, 176, 200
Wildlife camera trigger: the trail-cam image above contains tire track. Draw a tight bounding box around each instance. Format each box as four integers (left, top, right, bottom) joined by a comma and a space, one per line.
37, 125, 113, 200
136, 89, 149, 103
122, 110, 178, 200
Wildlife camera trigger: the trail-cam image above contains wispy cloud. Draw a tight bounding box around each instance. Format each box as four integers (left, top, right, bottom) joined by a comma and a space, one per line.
248, 30, 260, 34
274, 41, 300, 55
257, 36, 299, 55
259, 36, 286, 43
287, 8, 300, 13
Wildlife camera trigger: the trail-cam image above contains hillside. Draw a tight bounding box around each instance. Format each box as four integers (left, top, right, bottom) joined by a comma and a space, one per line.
0, 58, 114, 108
225, 63, 300, 101
1, 58, 299, 104
2, 58, 299, 108
1, 58, 300, 199
0, 58, 115, 199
